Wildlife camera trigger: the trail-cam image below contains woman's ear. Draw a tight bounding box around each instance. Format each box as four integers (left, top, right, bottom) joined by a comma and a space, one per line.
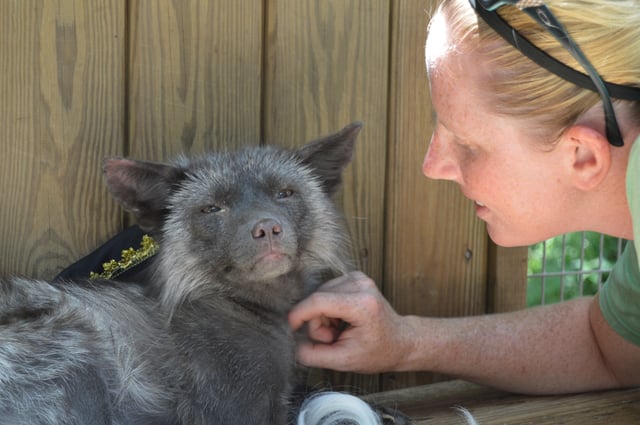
560, 124, 612, 191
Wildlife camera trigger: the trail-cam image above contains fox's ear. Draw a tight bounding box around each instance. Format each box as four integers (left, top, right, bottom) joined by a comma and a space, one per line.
297, 121, 362, 196
103, 157, 185, 232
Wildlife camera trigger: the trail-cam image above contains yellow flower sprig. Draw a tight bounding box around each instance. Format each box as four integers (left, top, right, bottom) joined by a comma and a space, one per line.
90, 234, 159, 280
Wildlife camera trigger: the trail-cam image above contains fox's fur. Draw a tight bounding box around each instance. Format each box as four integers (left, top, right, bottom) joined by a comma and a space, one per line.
0, 123, 386, 425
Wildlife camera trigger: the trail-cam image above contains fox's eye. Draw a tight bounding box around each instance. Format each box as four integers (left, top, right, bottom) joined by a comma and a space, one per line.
276, 189, 294, 199
201, 205, 222, 214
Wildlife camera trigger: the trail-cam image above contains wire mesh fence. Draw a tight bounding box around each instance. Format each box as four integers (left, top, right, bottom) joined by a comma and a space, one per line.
527, 232, 627, 306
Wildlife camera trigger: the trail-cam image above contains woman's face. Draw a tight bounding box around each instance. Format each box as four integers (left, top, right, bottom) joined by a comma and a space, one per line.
423, 26, 577, 247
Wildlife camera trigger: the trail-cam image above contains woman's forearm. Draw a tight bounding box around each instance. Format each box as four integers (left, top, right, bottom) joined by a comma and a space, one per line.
398, 297, 622, 394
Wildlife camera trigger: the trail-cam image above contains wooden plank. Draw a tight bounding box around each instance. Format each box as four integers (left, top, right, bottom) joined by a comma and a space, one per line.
262, 0, 390, 281
487, 244, 528, 313
263, 0, 390, 393
364, 379, 508, 416
364, 380, 640, 424
0, 0, 126, 279
382, 0, 488, 391
128, 0, 263, 160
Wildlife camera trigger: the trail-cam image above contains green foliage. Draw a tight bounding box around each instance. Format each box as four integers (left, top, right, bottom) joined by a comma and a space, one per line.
527, 232, 624, 306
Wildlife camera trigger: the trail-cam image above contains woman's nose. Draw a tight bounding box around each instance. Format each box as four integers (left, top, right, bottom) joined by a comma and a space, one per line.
422, 131, 461, 182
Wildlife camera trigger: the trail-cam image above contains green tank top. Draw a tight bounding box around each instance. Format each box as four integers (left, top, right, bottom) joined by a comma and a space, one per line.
599, 134, 640, 345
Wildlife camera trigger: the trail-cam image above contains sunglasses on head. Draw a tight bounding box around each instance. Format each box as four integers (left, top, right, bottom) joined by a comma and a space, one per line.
469, 0, 640, 147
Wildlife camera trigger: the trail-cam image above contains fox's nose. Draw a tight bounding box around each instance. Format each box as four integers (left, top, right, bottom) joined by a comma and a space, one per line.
252, 218, 283, 240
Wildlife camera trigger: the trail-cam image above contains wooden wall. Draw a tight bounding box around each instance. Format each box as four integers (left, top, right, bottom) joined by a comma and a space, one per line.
0, 0, 527, 393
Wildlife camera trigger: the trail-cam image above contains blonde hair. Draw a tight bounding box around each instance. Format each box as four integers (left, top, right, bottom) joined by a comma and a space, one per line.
435, 0, 640, 144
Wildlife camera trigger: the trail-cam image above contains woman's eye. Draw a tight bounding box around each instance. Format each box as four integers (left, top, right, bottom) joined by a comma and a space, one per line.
276, 189, 294, 199
201, 205, 223, 214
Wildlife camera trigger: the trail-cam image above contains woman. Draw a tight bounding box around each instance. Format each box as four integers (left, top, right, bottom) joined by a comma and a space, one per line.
289, 0, 640, 395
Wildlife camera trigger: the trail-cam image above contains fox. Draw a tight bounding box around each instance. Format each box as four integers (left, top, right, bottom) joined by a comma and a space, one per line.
0, 122, 413, 425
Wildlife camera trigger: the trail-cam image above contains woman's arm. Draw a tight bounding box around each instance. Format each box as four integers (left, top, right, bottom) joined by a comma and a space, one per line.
289, 271, 640, 395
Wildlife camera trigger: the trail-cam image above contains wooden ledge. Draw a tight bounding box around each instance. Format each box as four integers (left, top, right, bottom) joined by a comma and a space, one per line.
363, 380, 640, 424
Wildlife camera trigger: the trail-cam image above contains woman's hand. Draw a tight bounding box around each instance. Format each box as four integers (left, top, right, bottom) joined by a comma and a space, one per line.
289, 271, 410, 373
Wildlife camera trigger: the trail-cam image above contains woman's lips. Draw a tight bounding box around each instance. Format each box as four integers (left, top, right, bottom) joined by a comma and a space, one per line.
474, 200, 489, 219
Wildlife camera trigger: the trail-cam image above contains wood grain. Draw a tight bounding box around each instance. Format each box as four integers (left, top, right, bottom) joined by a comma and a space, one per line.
381, 0, 486, 391
487, 244, 528, 313
364, 380, 640, 424
128, 0, 263, 160
0, 0, 125, 279
263, 0, 390, 278
263, 0, 390, 393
